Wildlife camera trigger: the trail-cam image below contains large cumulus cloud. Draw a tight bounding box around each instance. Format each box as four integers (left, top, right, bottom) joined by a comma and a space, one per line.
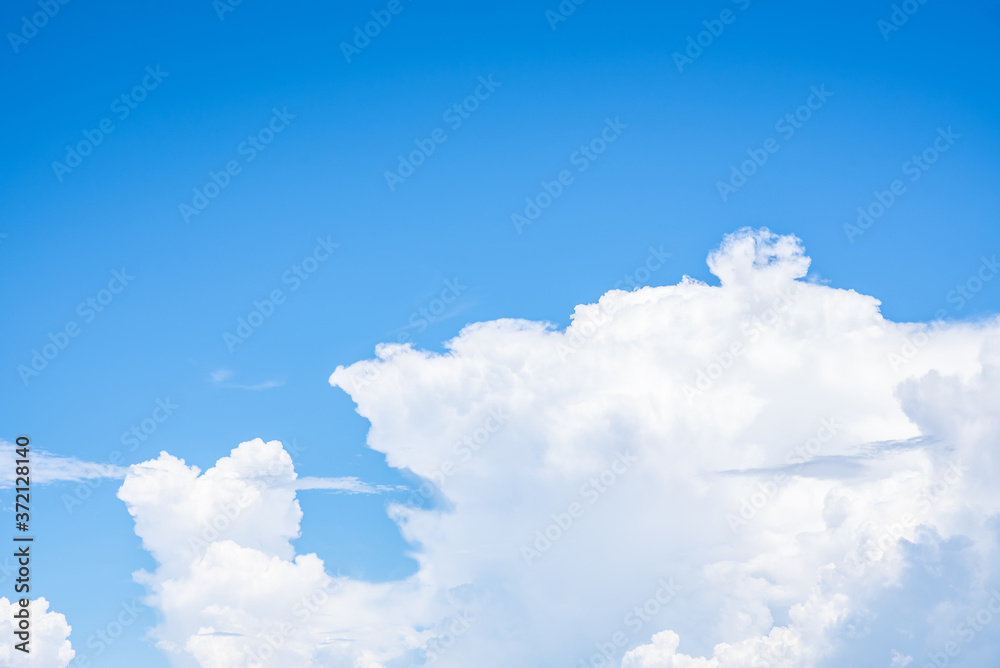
120, 229, 1000, 667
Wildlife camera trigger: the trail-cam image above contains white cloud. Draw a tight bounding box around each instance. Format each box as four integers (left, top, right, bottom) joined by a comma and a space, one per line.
226, 380, 285, 391
209, 370, 284, 391
0, 441, 125, 488
116, 440, 427, 667
0, 597, 74, 667
293, 476, 399, 494
890, 649, 913, 667
210, 370, 234, 383
120, 229, 1000, 667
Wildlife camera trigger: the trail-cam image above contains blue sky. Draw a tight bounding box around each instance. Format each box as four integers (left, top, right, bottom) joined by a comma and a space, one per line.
2, 0, 1000, 666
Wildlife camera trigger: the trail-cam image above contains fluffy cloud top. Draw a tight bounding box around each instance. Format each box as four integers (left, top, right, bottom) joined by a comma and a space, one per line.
117, 440, 433, 667
118, 229, 1000, 667
0, 598, 74, 667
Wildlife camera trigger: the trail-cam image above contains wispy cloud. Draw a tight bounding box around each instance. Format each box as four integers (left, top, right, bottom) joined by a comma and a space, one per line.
227, 380, 285, 391
294, 476, 400, 494
209, 370, 284, 391
210, 369, 234, 383
0, 441, 125, 487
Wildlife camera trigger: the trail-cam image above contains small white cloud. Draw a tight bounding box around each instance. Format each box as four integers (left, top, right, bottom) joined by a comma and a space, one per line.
891, 649, 914, 667
210, 369, 234, 383
210, 370, 284, 391
227, 380, 285, 391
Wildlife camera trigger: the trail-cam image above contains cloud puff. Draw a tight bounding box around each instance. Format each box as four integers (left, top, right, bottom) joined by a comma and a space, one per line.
117, 439, 428, 667
122, 229, 1000, 667
0, 597, 74, 667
